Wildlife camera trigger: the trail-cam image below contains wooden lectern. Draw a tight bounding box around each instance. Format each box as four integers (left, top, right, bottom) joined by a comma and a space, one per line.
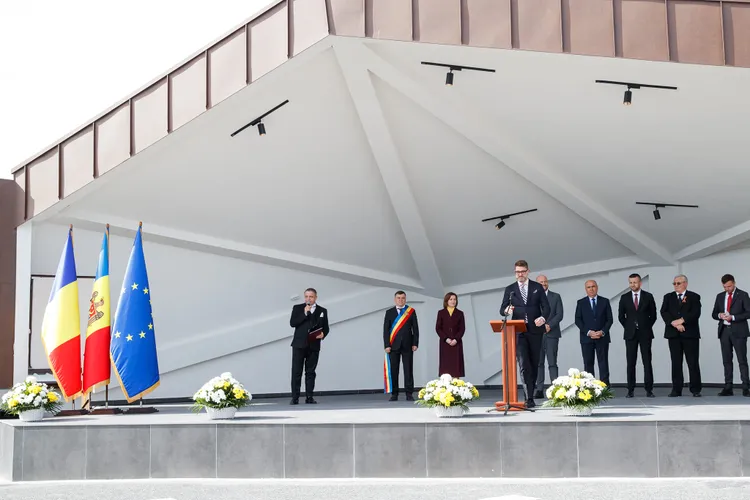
490, 319, 534, 414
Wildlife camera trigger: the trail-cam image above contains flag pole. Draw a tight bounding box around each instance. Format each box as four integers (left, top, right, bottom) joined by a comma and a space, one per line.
124, 222, 158, 415
88, 223, 122, 415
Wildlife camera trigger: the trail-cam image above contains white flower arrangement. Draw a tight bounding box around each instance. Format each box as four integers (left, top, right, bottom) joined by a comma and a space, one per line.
417, 374, 480, 410
543, 368, 614, 410
192, 372, 252, 411
0, 376, 62, 415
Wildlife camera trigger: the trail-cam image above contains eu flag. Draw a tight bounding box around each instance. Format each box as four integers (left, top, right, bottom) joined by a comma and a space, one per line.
111, 225, 160, 402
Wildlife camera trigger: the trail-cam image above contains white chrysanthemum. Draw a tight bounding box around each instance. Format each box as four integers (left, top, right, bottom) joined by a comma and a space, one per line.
25, 376, 38, 384
567, 368, 580, 377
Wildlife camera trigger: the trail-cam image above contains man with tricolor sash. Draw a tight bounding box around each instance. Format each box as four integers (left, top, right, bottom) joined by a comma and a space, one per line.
383, 291, 419, 401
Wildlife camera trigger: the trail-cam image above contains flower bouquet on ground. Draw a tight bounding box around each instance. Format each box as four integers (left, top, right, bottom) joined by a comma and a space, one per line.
192, 372, 252, 420
543, 368, 614, 416
417, 374, 480, 418
0, 376, 62, 422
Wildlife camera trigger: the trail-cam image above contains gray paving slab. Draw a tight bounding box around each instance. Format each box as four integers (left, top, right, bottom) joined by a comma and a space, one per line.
1, 478, 750, 500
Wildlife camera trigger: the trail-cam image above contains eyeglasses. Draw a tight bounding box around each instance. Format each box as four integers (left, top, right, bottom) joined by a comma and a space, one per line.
515, 270, 528, 274
672, 281, 685, 285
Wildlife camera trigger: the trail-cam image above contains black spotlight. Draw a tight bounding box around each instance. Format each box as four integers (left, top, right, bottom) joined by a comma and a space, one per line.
653, 208, 661, 220
495, 220, 505, 230
624, 89, 632, 106
445, 71, 454, 86
257, 122, 266, 136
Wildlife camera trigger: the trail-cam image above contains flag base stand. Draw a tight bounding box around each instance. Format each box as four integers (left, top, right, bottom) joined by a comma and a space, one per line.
89, 407, 123, 415
124, 406, 158, 414
55, 409, 90, 417
124, 399, 158, 414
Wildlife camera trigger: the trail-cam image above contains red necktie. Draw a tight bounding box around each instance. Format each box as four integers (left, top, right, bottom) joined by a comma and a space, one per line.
634, 294, 639, 310
727, 292, 733, 313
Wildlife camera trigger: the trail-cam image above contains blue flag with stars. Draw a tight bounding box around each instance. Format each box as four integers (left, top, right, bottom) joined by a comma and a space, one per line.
111, 225, 160, 402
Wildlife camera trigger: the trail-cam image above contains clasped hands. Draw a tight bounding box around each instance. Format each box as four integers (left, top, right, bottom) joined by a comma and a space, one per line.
718, 312, 733, 322
445, 338, 458, 346
670, 318, 686, 332
588, 330, 605, 339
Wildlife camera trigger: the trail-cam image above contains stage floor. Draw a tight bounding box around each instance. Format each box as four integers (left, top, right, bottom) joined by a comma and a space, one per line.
2, 389, 750, 482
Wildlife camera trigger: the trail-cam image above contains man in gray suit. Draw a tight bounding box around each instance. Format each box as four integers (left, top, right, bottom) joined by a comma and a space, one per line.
533, 275, 564, 398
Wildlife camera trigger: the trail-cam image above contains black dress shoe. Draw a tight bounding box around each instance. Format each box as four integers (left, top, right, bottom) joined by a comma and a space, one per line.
526, 399, 536, 408
626, 391, 634, 398
718, 388, 734, 396
646, 392, 655, 398
290, 398, 299, 405
389, 395, 399, 401
305, 397, 317, 404
668, 391, 681, 397
743, 389, 750, 397
405, 394, 414, 401
692, 392, 701, 397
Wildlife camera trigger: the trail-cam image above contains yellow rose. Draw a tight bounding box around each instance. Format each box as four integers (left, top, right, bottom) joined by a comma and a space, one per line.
48, 393, 58, 402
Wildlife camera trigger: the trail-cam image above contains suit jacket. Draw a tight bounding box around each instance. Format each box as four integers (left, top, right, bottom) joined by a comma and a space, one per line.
436, 308, 465, 341
383, 306, 419, 351
499, 280, 550, 334
711, 288, 750, 338
289, 303, 330, 351
545, 290, 564, 338
575, 296, 613, 344
660, 290, 701, 339
618, 289, 658, 340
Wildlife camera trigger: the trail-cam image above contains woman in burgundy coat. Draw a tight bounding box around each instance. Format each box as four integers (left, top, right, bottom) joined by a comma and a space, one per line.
436, 292, 466, 378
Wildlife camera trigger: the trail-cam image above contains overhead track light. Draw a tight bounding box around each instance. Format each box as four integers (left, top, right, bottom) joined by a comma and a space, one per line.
595, 80, 677, 106
230, 99, 289, 138
635, 202, 698, 221
482, 208, 538, 230
421, 61, 495, 86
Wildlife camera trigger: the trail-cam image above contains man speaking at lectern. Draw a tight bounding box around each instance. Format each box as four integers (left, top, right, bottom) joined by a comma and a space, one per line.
500, 260, 550, 408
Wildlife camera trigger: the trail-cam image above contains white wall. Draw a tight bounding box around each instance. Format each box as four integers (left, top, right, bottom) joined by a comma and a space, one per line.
20, 222, 745, 400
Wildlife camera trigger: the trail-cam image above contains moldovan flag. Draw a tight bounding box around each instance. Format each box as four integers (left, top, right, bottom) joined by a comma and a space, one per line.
110, 224, 160, 402
41, 226, 82, 401
82, 226, 111, 396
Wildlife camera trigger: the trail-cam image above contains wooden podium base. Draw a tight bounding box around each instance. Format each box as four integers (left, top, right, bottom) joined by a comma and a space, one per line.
494, 401, 527, 411
124, 406, 158, 414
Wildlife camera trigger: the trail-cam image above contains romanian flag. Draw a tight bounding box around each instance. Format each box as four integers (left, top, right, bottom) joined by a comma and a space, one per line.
82, 227, 112, 396
111, 224, 160, 402
41, 227, 82, 401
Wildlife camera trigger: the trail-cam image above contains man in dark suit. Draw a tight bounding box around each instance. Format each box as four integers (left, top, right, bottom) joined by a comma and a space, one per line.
533, 274, 564, 399
383, 290, 419, 401
500, 260, 550, 408
574, 280, 613, 386
711, 274, 750, 397
618, 273, 658, 398
289, 287, 329, 405
660, 274, 701, 397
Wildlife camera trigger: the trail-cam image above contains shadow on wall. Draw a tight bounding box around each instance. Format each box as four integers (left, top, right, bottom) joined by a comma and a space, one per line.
0, 179, 24, 388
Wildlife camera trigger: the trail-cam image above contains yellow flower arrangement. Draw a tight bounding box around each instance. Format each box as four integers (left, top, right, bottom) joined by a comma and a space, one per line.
542, 368, 614, 412
192, 372, 252, 411
1, 376, 62, 416
416, 374, 480, 410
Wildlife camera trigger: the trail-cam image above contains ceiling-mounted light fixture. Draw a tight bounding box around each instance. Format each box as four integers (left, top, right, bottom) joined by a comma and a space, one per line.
482, 208, 538, 230
595, 80, 677, 106
635, 201, 698, 221
421, 61, 495, 87
230, 99, 289, 138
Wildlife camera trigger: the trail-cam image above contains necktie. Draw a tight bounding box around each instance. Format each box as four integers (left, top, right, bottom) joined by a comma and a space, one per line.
634, 294, 639, 310
591, 298, 596, 313
727, 292, 733, 314
520, 284, 528, 322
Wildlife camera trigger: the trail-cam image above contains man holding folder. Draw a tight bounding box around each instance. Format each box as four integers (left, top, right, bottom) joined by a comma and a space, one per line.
289, 288, 329, 405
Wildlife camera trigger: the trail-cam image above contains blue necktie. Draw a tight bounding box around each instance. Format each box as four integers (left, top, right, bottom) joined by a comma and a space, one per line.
591, 298, 596, 313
